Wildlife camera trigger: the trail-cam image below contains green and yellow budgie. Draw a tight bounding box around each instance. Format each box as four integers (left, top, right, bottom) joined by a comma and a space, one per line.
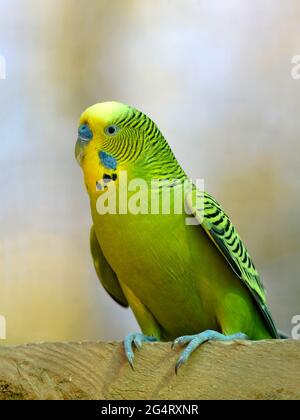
75, 101, 279, 372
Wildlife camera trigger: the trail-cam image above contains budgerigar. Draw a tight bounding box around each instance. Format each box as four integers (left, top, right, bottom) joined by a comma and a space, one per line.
75, 102, 279, 372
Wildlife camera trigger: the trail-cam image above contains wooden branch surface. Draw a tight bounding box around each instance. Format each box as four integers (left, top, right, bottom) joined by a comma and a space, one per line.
0, 340, 299, 400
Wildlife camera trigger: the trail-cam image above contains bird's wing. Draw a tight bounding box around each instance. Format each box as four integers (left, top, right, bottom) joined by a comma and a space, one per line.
186, 188, 279, 338
90, 225, 128, 308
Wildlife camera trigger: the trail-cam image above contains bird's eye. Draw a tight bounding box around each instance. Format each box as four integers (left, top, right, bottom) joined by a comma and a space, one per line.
104, 124, 120, 136
78, 123, 93, 141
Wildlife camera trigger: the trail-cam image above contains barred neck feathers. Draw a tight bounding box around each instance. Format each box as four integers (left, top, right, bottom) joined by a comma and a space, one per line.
112, 107, 186, 182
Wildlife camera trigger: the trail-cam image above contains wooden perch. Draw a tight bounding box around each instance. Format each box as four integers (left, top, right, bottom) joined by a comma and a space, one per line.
0, 340, 299, 400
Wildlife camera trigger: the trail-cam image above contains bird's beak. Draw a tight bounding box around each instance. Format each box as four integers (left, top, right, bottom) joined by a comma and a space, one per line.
75, 138, 85, 166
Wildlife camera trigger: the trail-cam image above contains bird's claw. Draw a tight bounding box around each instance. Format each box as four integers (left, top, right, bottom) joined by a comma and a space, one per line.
124, 333, 157, 368
172, 330, 248, 374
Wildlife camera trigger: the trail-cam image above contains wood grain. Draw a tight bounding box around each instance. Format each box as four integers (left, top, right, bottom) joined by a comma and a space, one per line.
0, 340, 299, 400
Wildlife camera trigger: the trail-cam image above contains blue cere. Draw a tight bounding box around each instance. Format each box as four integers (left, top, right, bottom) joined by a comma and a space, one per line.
78, 124, 93, 141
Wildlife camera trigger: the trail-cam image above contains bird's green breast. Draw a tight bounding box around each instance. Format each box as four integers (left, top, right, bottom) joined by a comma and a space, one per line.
90, 190, 269, 341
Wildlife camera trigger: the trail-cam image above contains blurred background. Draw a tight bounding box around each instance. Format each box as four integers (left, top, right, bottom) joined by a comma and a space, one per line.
0, 0, 299, 344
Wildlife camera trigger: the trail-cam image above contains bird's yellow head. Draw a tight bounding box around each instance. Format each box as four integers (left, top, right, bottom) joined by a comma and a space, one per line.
76, 101, 135, 166
75, 101, 184, 194
76, 101, 142, 192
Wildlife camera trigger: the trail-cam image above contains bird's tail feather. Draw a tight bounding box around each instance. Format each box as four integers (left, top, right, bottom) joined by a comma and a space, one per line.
277, 330, 290, 339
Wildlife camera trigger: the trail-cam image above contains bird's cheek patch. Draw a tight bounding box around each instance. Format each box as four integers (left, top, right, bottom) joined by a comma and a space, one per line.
99, 151, 117, 170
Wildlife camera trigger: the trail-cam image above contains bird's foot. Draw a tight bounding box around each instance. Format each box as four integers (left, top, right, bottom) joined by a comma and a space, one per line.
124, 332, 157, 369
172, 330, 248, 374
